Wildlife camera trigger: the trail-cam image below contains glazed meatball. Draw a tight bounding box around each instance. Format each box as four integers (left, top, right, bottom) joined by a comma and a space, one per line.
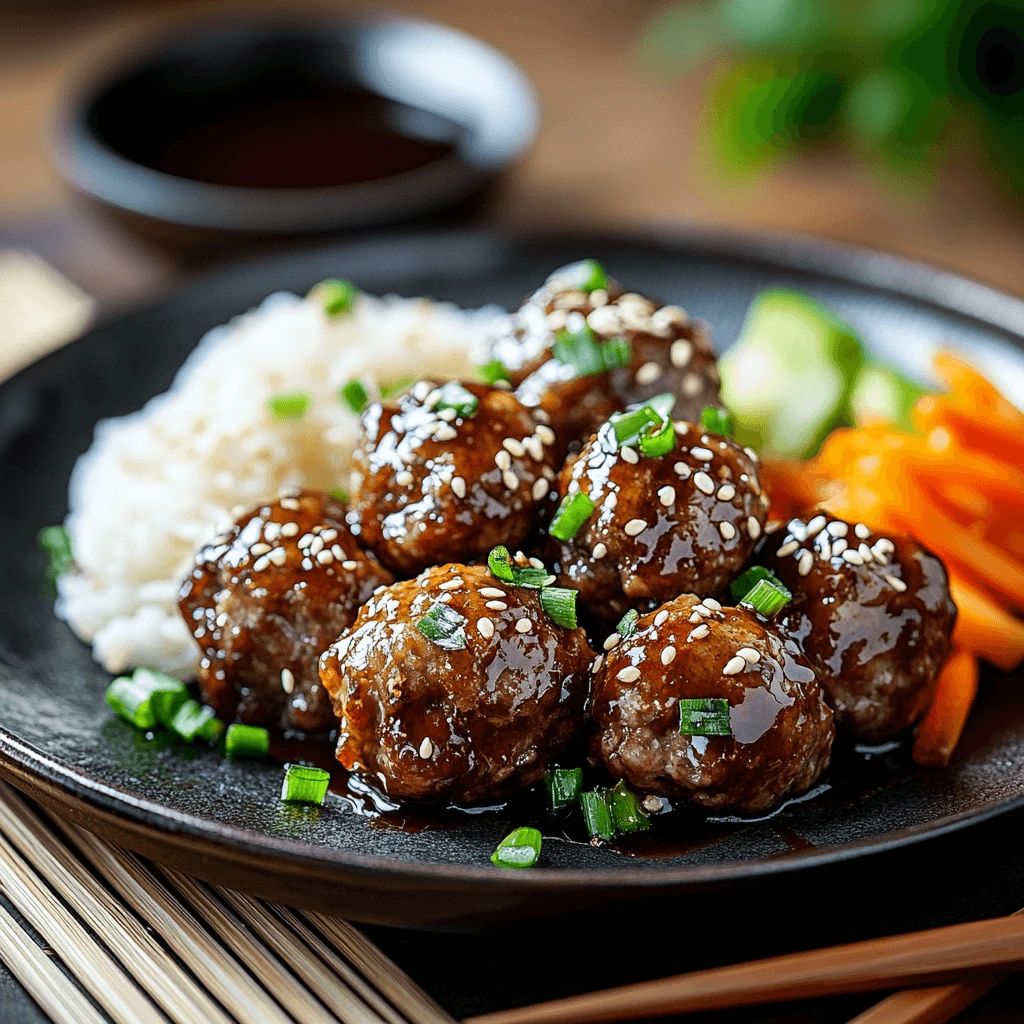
179, 489, 393, 732
591, 594, 833, 814
488, 263, 720, 452
348, 381, 557, 576
547, 418, 769, 622
319, 563, 594, 803
758, 512, 957, 739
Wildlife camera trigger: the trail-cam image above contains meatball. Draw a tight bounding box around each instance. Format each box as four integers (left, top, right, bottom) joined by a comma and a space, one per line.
489, 263, 721, 452
591, 594, 833, 814
319, 563, 594, 803
547, 418, 769, 622
179, 489, 393, 732
758, 512, 957, 739
348, 380, 557, 576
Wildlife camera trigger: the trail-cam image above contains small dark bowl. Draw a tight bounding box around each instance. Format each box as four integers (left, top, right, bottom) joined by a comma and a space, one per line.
55, 17, 538, 238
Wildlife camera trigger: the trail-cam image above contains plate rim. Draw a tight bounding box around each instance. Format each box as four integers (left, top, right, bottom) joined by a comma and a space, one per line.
3, 224, 1023, 895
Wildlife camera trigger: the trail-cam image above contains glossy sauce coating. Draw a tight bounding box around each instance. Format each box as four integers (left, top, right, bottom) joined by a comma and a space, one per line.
590, 595, 833, 814
548, 420, 769, 622
759, 512, 956, 739
319, 563, 594, 803
179, 490, 393, 732
348, 381, 557, 576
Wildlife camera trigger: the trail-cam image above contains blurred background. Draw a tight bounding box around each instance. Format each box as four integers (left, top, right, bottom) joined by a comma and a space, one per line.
3, 0, 1024, 314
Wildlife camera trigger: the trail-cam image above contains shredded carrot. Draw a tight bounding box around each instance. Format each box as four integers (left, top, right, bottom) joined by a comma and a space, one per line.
949, 576, 1024, 673
912, 649, 979, 768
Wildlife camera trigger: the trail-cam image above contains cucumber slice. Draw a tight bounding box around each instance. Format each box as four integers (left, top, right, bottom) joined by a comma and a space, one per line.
849, 361, 926, 430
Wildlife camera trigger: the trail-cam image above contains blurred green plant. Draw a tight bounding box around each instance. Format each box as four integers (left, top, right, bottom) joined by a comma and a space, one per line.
641, 0, 1024, 194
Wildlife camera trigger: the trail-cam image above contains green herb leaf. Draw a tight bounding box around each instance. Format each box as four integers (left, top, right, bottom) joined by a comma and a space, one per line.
549, 492, 595, 542
553, 324, 607, 378
312, 278, 358, 317
699, 406, 734, 436
479, 359, 510, 386
380, 376, 416, 399
340, 379, 370, 414
539, 587, 578, 629
580, 790, 615, 841
491, 826, 542, 868
679, 698, 732, 736
269, 392, 313, 420
328, 487, 350, 504
740, 578, 792, 617
601, 336, 633, 370
609, 780, 650, 833
38, 525, 73, 583
225, 723, 270, 758
432, 381, 479, 419
416, 602, 468, 650
281, 764, 331, 805
545, 767, 583, 811
487, 546, 515, 583
616, 609, 639, 638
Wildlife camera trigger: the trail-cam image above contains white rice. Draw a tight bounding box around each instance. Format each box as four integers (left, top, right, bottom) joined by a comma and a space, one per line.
56, 290, 510, 678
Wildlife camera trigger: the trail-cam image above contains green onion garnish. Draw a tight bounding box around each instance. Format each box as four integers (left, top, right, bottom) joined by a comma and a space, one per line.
549, 492, 595, 542
548, 259, 609, 293
679, 698, 732, 736
491, 827, 542, 869
729, 565, 777, 603
225, 723, 270, 758
545, 767, 583, 811
611, 406, 661, 446
616, 609, 639, 638
553, 324, 607, 378
432, 381, 479, 419
539, 587, 578, 629
341, 379, 369, 414
487, 545, 515, 583
699, 406, 734, 437
415, 602, 468, 650
601, 336, 632, 370
268, 392, 313, 421
328, 487, 350, 504
580, 790, 615, 841
38, 525, 73, 583
486, 546, 555, 589
609, 781, 650, 833
169, 700, 223, 742
638, 416, 675, 457
312, 278, 358, 317
281, 764, 331, 805
609, 394, 676, 455
740, 578, 792, 617
380, 376, 416, 399
105, 669, 187, 731
479, 359, 510, 386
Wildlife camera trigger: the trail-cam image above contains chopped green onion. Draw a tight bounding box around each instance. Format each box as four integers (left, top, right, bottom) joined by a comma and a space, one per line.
38, 525, 73, 583
341, 379, 369, 414
432, 381, 478, 419
545, 767, 583, 811
479, 359, 510, 385
268, 392, 313, 421
105, 668, 186, 731
553, 325, 607, 378
645, 393, 677, 419
638, 416, 675, 457
610, 394, 676, 453
540, 587, 578, 629
380, 376, 416, 399
729, 565, 779, 603
416, 602, 467, 650
491, 827, 542, 869
611, 406, 661, 446
616, 609, 639, 638
601, 336, 633, 370
281, 764, 331, 805
679, 698, 732, 736
225, 723, 270, 758
487, 545, 515, 583
700, 406, 734, 437
548, 259, 608, 293
328, 487, 350, 504
170, 700, 222, 742
486, 546, 555, 589
609, 781, 650, 833
740, 578, 792, 617
312, 278, 358, 317
549, 492, 595, 542
580, 790, 615, 841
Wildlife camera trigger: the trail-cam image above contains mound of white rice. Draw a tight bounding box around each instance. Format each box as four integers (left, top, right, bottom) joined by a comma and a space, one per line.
57, 290, 509, 677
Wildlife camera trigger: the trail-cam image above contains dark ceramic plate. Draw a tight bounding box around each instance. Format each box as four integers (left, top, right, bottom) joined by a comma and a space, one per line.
2, 229, 1023, 929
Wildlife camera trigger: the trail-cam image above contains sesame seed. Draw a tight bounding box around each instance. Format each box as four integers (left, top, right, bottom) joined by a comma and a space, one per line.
826, 521, 848, 538
688, 611, 702, 623
251, 543, 271, 556
643, 795, 664, 813
658, 486, 676, 506
703, 598, 722, 610
661, 646, 676, 665
503, 438, 525, 457
438, 578, 463, 590
253, 555, 270, 572
215, 612, 228, 627
281, 522, 299, 537
485, 600, 508, 611
670, 339, 693, 367
269, 547, 287, 566
681, 373, 702, 397
723, 656, 746, 676
620, 446, 639, 465
875, 537, 895, 553
308, 536, 324, 556
691, 447, 714, 461
777, 540, 799, 558
747, 516, 761, 539
694, 471, 715, 495
396, 470, 414, 487
616, 666, 641, 682
819, 539, 832, 560
635, 361, 663, 386
298, 533, 315, 549
280, 498, 300, 511
605, 492, 618, 509
886, 575, 908, 592
342, 559, 358, 570
523, 436, 543, 462
805, 515, 827, 537
438, 408, 457, 422
841, 548, 864, 565
529, 557, 545, 569
592, 655, 604, 672
316, 550, 334, 565
674, 462, 692, 479
719, 521, 737, 540
480, 589, 507, 602
502, 470, 519, 490
477, 617, 495, 638
451, 476, 467, 499
590, 289, 609, 307
717, 484, 736, 501
604, 632, 622, 650
855, 523, 871, 540
495, 450, 512, 471
692, 604, 709, 617
872, 544, 891, 565
264, 522, 282, 542
624, 518, 648, 536
788, 521, 808, 542
532, 477, 549, 500
433, 424, 458, 442
797, 550, 813, 576
320, 529, 338, 543
419, 737, 433, 759
831, 538, 848, 555
654, 610, 670, 627
859, 543, 874, 562
593, 542, 608, 560
737, 647, 760, 664
281, 668, 295, 694
374, 585, 387, 595
567, 480, 579, 495
688, 624, 710, 640
536, 424, 556, 446
515, 618, 533, 633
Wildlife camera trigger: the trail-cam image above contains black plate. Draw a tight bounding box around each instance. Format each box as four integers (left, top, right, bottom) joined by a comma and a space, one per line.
1, 228, 1022, 929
